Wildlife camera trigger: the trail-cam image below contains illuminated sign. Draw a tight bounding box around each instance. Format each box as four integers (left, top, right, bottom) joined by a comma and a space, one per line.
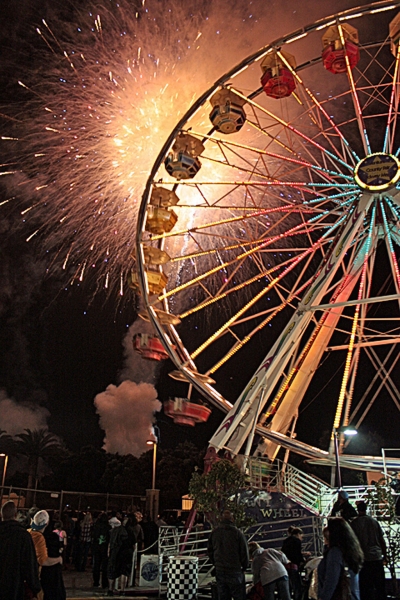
354, 153, 400, 191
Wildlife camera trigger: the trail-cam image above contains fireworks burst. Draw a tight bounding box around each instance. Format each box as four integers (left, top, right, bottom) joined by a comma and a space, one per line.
0, 0, 266, 299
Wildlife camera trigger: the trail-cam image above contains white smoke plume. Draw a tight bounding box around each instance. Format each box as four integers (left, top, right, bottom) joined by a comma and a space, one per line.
94, 380, 161, 456
93, 314, 162, 456
0, 391, 50, 436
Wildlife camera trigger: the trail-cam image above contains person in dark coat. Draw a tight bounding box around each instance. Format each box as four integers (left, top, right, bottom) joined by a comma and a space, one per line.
92, 512, 110, 589
0, 500, 41, 600
141, 513, 159, 554
281, 527, 305, 600
207, 509, 249, 600
351, 501, 387, 600
331, 490, 358, 522
41, 517, 66, 600
107, 516, 137, 595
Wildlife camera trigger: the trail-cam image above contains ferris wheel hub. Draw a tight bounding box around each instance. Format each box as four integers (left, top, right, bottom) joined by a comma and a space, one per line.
354, 153, 400, 192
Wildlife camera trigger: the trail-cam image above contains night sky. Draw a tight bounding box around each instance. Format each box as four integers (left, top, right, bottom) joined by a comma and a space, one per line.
0, 0, 399, 461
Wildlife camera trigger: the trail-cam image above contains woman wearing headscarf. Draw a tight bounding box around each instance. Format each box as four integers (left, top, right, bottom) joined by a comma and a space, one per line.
318, 518, 363, 600
107, 514, 136, 596
28, 510, 63, 600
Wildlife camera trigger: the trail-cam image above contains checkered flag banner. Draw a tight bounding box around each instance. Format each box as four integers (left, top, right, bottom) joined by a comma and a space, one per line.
167, 555, 199, 600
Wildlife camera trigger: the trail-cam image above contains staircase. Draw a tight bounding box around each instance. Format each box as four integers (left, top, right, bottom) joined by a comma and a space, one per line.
245, 456, 372, 516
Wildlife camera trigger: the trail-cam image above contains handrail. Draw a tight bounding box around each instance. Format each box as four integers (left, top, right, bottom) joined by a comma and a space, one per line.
245, 456, 374, 516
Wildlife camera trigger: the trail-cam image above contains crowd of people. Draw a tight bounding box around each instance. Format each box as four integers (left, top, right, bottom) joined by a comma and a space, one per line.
0, 500, 164, 598
208, 494, 388, 600
0, 492, 390, 600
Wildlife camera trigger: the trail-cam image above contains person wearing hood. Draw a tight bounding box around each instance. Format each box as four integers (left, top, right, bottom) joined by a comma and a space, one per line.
28, 510, 63, 600
331, 491, 358, 522
248, 541, 290, 600
207, 509, 249, 600
0, 500, 41, 600
107, 516, 128, 596
28, 510, 63, 569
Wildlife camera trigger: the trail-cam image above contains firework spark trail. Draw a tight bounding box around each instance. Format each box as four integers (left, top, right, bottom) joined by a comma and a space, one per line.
0, 0, 280, 298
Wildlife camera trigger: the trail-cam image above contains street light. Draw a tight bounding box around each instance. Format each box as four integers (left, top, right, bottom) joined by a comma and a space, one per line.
332, 427, 357, 489
146, 426, 160, 520
0, 454, 8, 506
146, 427, 160, 490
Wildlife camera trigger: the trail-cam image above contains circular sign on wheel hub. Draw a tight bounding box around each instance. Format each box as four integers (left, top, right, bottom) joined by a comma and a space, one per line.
354, 153, 400, 191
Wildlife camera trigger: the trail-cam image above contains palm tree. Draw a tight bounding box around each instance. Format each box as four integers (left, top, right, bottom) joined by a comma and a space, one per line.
0, 429, 14, 455
15, 428, 66, 493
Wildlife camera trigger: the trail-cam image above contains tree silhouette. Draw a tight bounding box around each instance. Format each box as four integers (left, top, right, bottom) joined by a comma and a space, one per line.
15, 428, 66, 493
0, 429, 14, 455
189, 459, 254, 528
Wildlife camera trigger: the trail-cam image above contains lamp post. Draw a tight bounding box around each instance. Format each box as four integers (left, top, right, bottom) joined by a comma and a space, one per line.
146, 426, 160, 520
0, 454, 8, 506
332, 427, 357, 489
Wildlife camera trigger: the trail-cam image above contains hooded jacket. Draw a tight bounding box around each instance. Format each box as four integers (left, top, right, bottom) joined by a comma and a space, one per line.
207, 519, 249, 572
0, 519, 41, 599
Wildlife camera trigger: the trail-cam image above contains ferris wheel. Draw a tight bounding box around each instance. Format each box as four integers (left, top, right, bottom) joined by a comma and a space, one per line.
135, 1, 400, 470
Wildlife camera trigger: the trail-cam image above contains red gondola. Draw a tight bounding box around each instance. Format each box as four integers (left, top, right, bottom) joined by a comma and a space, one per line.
133, 333, 170, 361
164, 397, 211, 426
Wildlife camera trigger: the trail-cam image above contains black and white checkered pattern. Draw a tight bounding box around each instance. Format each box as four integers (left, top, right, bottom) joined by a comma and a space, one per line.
167, 556, 198, 600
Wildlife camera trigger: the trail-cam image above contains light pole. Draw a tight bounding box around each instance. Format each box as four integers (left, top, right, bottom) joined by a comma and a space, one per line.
332, 427, 357, 489
0, 454, 8, 506
146, 426, 160, 520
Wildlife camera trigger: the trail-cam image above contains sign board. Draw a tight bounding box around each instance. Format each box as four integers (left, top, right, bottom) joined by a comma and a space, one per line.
139, 554, 159, 588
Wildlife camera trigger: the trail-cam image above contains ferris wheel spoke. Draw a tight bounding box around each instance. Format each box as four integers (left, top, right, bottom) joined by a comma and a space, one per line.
207, 278, 316, 375
232, 89, 355, 173
276, 49, 360, 165
193, 127, 354, 183
189, 221, 341, 361
159, 221, 323, 302
384, 43, 400, 152
351, 347, 400, 427
158, 202, 349, 311
338, 23, 372, 156
381, 199, 400, 295
178, 246, 325, 321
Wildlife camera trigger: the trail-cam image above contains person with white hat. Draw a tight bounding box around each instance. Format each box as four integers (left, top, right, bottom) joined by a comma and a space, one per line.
28, 510, 63, 570
28, 510, 63, 600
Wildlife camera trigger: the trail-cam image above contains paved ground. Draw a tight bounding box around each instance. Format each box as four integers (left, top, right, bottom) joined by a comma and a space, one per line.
63, 564, 159, 599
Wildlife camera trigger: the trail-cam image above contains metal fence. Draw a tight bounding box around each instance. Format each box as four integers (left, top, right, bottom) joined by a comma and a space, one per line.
0, 485, 146, 515
246, 457, 376, 516
158, 514, 325, 595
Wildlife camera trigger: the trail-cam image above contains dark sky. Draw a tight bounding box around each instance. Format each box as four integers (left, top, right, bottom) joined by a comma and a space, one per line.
0, 0, 399, 459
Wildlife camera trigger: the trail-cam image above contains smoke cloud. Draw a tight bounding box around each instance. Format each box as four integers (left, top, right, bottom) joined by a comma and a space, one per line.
94, 317, 162, 456
94, 380, 161, 456
0, 391, 50, 436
